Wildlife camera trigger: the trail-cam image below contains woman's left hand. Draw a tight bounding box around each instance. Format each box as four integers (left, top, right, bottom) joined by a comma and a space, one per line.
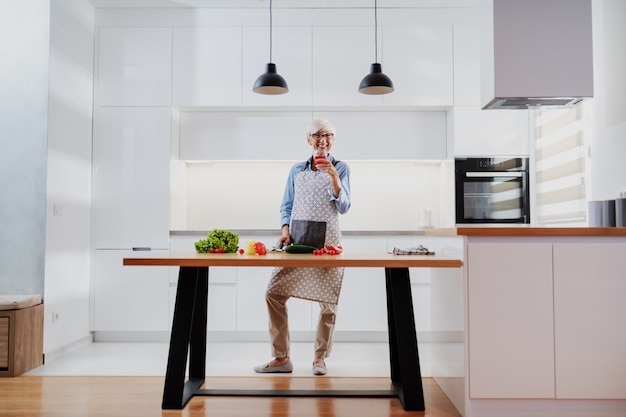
316, 159, 336, 176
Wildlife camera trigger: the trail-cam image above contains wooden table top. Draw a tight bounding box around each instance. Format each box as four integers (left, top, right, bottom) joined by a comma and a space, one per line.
427, 227, 626, 237
123, 251, 463, 268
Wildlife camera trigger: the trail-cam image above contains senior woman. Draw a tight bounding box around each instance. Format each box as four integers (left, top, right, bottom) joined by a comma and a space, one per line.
254, 119, 351, 376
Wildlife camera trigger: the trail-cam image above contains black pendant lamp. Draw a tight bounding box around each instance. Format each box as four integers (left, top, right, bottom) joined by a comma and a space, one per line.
253, 0, 289, 95
359, 0, 394, 95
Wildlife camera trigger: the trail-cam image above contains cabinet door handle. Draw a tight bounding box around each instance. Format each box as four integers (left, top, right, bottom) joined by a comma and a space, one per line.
132, 247, 152, 251
466, 172, 523, 178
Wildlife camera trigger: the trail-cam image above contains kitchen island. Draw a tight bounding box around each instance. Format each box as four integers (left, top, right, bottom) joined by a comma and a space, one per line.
426, 227, 626, 417
124, 251, 462, 410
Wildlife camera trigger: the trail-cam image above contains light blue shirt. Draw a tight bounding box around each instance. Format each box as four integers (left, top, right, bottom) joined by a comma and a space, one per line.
280, 155, 351, 227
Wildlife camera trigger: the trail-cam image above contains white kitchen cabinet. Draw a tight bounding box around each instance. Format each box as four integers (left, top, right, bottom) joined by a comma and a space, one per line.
467, 242, 555, 398
466, 240, 626, 400
553, 243, 626, 399
312, 26, 383, 107
207, 284, 237, 331
92, 107, 170, 249
235, 266, 274, 331
94, 250, 170, 331
168, 285, 237, 332
178, 111, 312, 160
336, 235, 441, 334
336, 267, 389, 332
242, 26, 312, 106
382, 25, 454, 107
313, 111, 447, 160
97, 27, 172, 106
172, 27, 242, 107
450, 105, 529, 157
178, 110, 446, 161
452, 25, 481, 106
335, 236, 389, 333
434, 235, 626, 417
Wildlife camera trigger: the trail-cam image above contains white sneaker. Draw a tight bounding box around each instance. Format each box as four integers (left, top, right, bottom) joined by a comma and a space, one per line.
312, 361, 327, 375
253, 360, 293, 373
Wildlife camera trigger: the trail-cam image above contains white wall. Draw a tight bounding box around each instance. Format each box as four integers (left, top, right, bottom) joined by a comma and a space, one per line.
0, 1, 49, 296
590, 0, 626, 200
173, 160, 453, 231
43, 0, 95, 354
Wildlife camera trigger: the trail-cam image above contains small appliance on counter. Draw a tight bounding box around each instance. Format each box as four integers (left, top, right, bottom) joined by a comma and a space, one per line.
617, 200, 626, 227
589, 189, 626, 227
455, 157, 530, 224
418, 206, 432, 230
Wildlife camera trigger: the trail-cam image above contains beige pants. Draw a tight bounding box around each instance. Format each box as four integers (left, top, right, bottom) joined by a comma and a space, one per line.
266, 292, 337, 360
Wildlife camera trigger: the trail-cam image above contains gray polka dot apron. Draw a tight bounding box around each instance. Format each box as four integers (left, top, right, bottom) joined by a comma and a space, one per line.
266, 162, 344, 304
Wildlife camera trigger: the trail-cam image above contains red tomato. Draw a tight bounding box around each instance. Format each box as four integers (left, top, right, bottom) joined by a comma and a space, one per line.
254, 242, 267, 255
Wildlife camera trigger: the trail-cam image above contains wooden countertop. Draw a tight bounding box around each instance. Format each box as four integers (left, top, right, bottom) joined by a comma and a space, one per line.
426, 227, 626, 237
123, 251, 463, 268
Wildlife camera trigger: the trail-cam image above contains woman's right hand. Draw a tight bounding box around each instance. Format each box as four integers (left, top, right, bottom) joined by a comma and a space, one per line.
277, 234, 291, 248
278, 225, 291, 248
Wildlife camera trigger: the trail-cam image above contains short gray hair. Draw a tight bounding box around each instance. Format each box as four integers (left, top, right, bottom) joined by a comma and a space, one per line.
307, 119, 336, 138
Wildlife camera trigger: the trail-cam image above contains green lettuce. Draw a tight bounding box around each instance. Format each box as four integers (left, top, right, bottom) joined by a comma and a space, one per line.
194, 229, 240, 253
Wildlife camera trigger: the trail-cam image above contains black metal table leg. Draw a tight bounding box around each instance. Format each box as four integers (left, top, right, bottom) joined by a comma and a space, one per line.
162, 266, 209, 409
385, 267, 425, 411
189, 267, 208, 380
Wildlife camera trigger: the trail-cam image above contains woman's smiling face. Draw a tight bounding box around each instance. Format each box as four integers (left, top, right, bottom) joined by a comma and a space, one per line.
308, 130, 335, 153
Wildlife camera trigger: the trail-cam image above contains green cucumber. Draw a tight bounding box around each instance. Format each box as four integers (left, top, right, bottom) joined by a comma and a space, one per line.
284, 244, 318, 254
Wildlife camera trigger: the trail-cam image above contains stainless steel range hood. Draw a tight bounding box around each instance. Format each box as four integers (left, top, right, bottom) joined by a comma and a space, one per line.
485, 97, 585, 109
481, 0, 593, 110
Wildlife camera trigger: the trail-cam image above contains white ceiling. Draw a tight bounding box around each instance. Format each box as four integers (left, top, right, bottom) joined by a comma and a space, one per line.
85, 0, 483, 9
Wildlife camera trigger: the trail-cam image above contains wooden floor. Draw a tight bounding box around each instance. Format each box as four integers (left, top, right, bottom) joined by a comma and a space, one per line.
0, 376, 461, 417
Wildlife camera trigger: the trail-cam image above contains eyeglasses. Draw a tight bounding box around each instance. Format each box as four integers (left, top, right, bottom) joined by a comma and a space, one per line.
311, 133, 334, 140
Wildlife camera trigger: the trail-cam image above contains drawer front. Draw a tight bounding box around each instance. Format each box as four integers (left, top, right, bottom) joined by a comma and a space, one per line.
0, 317, 8, 369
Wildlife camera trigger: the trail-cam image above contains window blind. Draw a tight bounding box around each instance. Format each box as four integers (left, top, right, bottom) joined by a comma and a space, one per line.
533, 104, 589, 225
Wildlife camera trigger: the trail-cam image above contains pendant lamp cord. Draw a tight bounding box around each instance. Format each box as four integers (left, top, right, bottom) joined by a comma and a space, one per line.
374, 0, 378, 63
269, 0, 274, 62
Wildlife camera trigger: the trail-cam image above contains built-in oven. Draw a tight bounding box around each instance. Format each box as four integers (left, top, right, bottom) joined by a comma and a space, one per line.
455, 157, 530, 224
